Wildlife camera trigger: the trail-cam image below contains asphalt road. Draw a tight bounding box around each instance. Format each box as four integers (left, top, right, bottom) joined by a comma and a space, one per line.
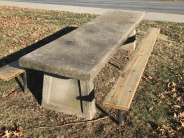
1, 0, 184, 14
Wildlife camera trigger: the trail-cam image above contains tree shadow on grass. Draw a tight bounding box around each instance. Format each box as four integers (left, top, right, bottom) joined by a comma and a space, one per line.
0, 27, 77, 105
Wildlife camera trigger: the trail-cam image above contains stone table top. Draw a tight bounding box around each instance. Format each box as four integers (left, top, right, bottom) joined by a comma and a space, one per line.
19, 10, 145, 80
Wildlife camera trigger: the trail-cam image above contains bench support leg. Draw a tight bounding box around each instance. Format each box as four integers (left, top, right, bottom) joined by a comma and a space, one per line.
41, 72, 96, 120
120, 29, 136, 51
23, 72, 27, 93
118, 109, 123, 126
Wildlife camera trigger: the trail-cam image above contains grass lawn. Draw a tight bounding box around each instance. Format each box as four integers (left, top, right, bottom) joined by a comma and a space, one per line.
0, 5, 184, 138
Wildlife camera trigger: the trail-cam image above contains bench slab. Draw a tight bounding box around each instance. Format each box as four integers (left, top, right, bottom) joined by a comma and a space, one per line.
0, 60, 26, 81
103, 28, 160, 110
19, 10, 144, 80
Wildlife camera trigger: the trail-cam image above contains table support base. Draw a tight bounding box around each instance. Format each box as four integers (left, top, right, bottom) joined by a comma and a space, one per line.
120, 29, 136, 51
41, 72, 96, 120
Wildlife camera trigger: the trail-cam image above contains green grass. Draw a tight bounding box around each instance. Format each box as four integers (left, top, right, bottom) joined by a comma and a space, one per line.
0, 5, 184, 138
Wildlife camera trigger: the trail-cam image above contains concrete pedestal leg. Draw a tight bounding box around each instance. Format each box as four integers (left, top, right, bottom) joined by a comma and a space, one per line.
41, 72, 96, 120
120, 29, 136, 51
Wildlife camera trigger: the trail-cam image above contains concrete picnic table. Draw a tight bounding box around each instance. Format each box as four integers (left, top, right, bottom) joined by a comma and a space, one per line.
19, 10, 145, 120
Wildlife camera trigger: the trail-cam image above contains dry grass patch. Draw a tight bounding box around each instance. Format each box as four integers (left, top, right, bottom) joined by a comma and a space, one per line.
0, 5, 184, 137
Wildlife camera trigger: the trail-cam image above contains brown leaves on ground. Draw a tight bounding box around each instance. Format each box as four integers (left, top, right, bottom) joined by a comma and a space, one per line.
1, 93, 8, 98
1, 88, 20, 98
142, 75, 153, 81
125, 56, 130, 60
13, 91, 17, 97
162, 80, 184, 106
0, 126, 23, 138
153, 125, 178, 138
173, 111, 184, 127
154, 78, 184, 136
0, 5, 49, 59
168, 82, 177, 88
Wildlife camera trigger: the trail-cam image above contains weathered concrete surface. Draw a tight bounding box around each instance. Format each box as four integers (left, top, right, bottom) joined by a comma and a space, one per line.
19, 10, 144, 80
42, 73, 96, 119
120, 29, 136, 51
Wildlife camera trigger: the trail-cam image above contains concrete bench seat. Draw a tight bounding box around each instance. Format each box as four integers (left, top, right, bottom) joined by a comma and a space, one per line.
19, 10, 145, 120
103, 28, 160, 125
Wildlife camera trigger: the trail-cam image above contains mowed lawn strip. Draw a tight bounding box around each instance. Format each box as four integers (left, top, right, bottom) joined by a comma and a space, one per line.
0, 5, 184, 137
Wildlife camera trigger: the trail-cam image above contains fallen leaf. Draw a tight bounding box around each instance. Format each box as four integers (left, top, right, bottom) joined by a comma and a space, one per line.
149, 106, 154, 111
2, 93, 8, 98
163, 90, 171, 94
171, 82, 176, 87
168, 102, 173, 105
173, 105, 181, 109
152, 131, 157, 135
177, 96, 181, 101
155, 104, 161, 108
171, 62, 174, 66
172, 93, 177, 98
13, 91, 17, 97
174, 113, 177, 118
159, 93, 165, 99
2, 130, 12, 138
157, 78, 161, 82
165, 98, 173, 105
168, 82, 171, 88
125, 56, 130, 60
178, 112, 184, 118
13, 131, 20, 137
142, 75, 147, 80
17, 126, 23, 137
153, 98, 158, 101
176, 124, 181, 130
148, 76, 153, 80
34, 40, 38, 43
0, 132, 4, 137
158, 101, 162, 106
180, 119, 184, 127
162, 124, 170, 130
171, 88, 176, 92
168, 129, 176, 137
157, 93, 161, 97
